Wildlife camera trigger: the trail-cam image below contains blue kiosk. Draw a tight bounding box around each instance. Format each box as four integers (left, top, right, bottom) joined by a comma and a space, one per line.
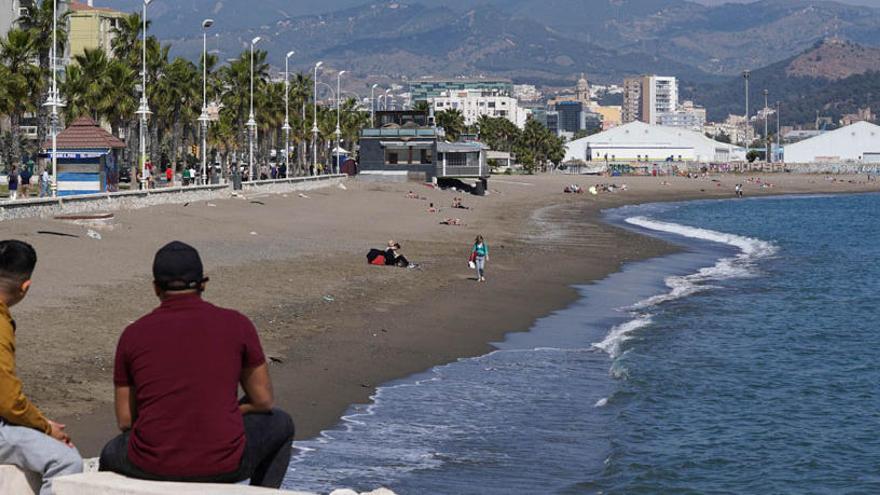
43, 116, 125, 196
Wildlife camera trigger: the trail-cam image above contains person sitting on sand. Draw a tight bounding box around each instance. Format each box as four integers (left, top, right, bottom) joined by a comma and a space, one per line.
452, 197, 470, 209
0, 240, 83, 495
385, 241, 415, 268
427, 203, 437, 213
99, 241, 295, 488
406, 191, 417, 199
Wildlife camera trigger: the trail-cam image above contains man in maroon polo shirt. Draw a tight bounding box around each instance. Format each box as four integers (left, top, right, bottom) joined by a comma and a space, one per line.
99, 241, 295, 487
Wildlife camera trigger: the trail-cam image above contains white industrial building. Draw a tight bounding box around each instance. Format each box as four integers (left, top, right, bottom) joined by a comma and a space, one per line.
431, 89, 529, 129
783, 121, 880, 163
564, 121, 746, 163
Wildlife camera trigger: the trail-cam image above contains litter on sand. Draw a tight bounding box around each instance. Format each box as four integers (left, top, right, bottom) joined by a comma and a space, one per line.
207, 203, 217, 207
249, 231, 258, 236
338, 183, 347, 190
37, 231, 79, 238
250, 201, 265, 205
86, 229, 102, 240
323, 295, 335, 303
298, 193, 310, 199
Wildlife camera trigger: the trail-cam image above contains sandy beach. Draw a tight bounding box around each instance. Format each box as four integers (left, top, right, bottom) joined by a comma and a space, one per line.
1, 172, 877, 456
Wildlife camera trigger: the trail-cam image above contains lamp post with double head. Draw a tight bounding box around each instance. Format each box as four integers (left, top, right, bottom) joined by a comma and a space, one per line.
742, 70, 750, 146
763, 89, 770, 163
283, 50, 295, 179
246, 36, 261, 182
335, 70, 346, 175
384, 89, 392, 110
136, 0, 155, 189
199, 19, 214, 185
312, 61, 323, 175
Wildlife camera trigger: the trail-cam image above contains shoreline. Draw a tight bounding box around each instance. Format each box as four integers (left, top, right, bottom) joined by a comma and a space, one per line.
3, 174, 876, 456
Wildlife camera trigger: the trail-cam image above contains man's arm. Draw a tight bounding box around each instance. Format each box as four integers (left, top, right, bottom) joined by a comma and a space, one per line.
239, 363, 274, 415
114, 385, 136, 432
0, 335, 50, 434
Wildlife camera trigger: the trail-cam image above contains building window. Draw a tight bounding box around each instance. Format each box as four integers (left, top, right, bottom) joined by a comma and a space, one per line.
446, 153, 467, 167
385, 149, 399, 164
420, 148, 433, 164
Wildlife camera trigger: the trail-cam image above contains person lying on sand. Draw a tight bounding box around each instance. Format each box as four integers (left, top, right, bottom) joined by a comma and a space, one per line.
99, 241, 295, 488
440, 218, 463, 226
0, 240, 83, 495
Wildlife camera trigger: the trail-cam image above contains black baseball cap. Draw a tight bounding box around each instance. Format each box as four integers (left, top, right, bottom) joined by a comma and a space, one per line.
152, 241, 208, 290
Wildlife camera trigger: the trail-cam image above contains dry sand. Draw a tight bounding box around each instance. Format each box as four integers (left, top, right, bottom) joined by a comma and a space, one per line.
1, 172, 877, 456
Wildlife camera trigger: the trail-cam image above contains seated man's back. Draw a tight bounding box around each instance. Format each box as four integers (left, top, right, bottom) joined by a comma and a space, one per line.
101, 241, 294, 488
116, 295, 263, 477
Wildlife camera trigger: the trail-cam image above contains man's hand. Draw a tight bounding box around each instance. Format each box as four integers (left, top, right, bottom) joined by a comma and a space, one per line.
47, 419, 75, 448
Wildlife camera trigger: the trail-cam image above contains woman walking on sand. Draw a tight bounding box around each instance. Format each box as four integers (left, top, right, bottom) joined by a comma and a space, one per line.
471, 235, 489, 282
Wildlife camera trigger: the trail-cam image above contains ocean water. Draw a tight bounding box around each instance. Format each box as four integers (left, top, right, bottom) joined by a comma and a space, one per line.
284, 193, 880, 494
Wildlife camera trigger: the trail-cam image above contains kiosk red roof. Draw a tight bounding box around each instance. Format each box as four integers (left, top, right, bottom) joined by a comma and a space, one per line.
43, 116, 126, 150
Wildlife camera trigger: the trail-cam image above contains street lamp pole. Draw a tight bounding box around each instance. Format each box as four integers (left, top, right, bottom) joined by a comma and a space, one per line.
371, 84, 378, 128
742, 70, 750, 147
45, 0, 64, 196
283, 50, 294, 179
763, 89, 769, 163
335, 70, 346, 175
246, 36, 261, 182
199, 19, 213, 185
312, 61, 323, 175
776, 101, 781, 162
384, 89, 391, 110
136, 0, 155, 190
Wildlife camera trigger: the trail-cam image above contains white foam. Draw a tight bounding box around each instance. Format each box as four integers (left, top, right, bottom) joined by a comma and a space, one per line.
593, 316, 653, 359
594, 397, 609, 408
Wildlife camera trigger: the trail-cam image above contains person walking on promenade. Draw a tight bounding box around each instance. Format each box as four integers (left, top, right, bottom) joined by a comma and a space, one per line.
19, 166, 32, 199
7, 166, 19, 201
471, 235, 489, 282
99, 241, 295, 488
165, 166, 173, 186
0, 240, 83, 495
39, 168, 50, 197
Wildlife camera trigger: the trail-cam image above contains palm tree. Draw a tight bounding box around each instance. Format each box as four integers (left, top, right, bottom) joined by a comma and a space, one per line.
111, 12, 147, 66
18, 0, 71, 148
436, 108, 465, 142
144, 37, 169, 165
0, 29, 39, 166
412, 100, 430, 114
156, 57, 199, 169
289, 73, 312, 175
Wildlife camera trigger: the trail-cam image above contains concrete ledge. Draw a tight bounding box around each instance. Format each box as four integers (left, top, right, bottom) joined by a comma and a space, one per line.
52, 472, 317, 495
0, 465, 40, 495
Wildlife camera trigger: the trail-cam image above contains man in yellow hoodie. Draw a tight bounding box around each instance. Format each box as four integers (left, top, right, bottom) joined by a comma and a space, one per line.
0, 240, 82, 495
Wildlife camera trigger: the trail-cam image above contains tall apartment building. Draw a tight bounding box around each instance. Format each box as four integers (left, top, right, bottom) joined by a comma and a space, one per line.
622, 77, 642, 124
1, 0, 31, 39
623, 75, 679, 125
68, 1, 126, 59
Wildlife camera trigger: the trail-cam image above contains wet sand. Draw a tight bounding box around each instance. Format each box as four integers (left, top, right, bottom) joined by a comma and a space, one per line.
2, 173, 876, 456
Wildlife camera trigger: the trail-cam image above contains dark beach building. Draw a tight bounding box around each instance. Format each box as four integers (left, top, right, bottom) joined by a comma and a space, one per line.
359, 123, 489, 185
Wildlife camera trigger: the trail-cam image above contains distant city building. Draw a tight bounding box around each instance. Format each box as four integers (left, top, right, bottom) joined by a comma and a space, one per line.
658, 100, 706, 131
430, 89, 528, 129
703, 114, 755, 146
555, 101, 584, 135
840, 107, 875, 127
592, 105, 622, 130
410, 79, 513, 101
67, 1, 126, 59
622, 77, 642, 123
623, 75, 678, 125
0, 0, 27, 40
784, 121, 880, 163
513, 84, 542, 102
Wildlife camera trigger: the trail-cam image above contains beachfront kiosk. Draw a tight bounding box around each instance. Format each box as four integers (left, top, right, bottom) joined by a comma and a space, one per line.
42, 116, 125, 196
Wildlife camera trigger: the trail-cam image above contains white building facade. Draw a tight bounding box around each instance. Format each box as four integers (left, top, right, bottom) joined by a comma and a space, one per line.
564, 121, 745, 163
784, 121, 880, 163
431, 89, 529, 129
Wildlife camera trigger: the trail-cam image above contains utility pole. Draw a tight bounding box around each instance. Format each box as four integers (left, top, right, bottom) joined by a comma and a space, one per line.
199, 19, 213, 185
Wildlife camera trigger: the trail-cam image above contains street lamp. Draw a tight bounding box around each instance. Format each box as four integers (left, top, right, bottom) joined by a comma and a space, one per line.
198, 18, 214, 185
312, 61, 323, 175
135, 0, 155, 190
763, 89, 769, 163
335, 70, 347, 175
371, 84, 379, 128
43, 0, 65, 196
776, 101, 781, 163
742, 70, 750, 145
282, 50, 295, 179
246, 36, 261, 182
384, 88, 392, 110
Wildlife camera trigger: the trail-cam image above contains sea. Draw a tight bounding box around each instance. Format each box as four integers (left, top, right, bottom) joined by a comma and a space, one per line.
282, 193, 880, 494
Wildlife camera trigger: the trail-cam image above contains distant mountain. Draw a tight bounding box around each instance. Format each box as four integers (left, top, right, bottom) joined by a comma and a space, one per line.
684, 38, 880, 125
94, 0, 880, 86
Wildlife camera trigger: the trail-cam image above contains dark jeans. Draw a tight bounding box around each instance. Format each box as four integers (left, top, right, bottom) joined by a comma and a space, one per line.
99, 408, 295, 488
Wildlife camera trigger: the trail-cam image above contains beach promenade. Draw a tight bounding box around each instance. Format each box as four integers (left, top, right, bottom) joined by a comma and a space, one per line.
1, 172, 877, 459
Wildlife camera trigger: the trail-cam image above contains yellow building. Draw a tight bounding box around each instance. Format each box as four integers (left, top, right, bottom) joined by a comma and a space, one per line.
590, 104, 622, 130
67, 1, 126, 59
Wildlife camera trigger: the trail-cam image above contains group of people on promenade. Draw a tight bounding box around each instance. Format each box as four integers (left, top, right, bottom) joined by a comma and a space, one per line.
0, 240, 295, 494
5, 165, 52, 200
